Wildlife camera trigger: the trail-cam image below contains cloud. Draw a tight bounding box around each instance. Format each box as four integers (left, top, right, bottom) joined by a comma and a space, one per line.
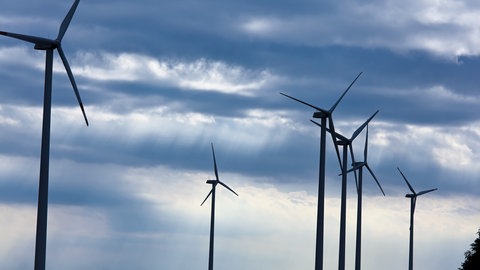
5, 0, 480, 59
379, 85, 480, 105
0, 47, 281, 102
0, 46, 43, 69
1, 2, 480, 269
71, 51, 278, 96
237, 0, 480, 58
2, 162, 478, 270
50, 104, 301, 158
371, 121, 480, 175
0, 204, 35, 270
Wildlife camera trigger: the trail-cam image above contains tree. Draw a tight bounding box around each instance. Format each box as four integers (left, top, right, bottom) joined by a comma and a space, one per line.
459, 228, 480, 270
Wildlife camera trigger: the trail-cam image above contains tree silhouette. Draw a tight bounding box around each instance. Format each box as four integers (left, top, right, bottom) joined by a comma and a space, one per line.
459, 228, 480, 270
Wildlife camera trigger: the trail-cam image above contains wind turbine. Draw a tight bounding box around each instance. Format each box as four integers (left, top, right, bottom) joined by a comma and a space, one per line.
280, 72, 362, 270
312, 109, 378, 270
397, 167, 437, 270
201, 143, 239, 270
0, 1, 87, 270
346, 125, 385, 270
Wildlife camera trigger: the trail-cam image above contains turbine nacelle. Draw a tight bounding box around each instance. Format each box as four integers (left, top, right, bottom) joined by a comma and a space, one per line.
201, 143, 239, 206
34, 41, 58, 50
313, 111, 328, 118
336, 140, 349, 146
351, 161, 365, 167
405, 194, 415, 198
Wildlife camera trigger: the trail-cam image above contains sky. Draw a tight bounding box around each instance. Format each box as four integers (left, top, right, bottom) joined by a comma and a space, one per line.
0, 0, 479, 269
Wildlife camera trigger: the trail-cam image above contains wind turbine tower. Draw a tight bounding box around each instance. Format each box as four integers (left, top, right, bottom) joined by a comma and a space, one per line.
312, 109, 379, 270
0, 1, 87, 270
397, 167, 437, 270
347, 125, 385, 270
201, 143, 239, 270
280, 72, 361, 270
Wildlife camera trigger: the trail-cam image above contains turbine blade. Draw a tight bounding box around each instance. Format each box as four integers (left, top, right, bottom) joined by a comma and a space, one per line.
349, 144, 356, 165
328, 72, 362, 113
279, 92, 328, 114
417, 188, 438, 196
310, 120, 348, 142
364, 125, 369, 161
200, 188, 213, 206
219, 181, 239, 196
366, 164, 385, 196
397, 167, 416, 194
328, 117, 342, 169
350, 110, 378, 141
0, 31, 52, 45
310, 119, 321, 127
57, 0, 80, 41
57, 45, 89, 126
412, 197, 416, 214
345, 162, 365, 174
349, 145, 359, 190
211, 143, 219, 181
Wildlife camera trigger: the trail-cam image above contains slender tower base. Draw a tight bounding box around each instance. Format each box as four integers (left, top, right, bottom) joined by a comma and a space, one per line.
338, 143, 348, 270
314, 116, 327, 270
208, 188, 216, 270
355, 167, 364, 270
408, 198, 415, 270
35, 49, 53, 270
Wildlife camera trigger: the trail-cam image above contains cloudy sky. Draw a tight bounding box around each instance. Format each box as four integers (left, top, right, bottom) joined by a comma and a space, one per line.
1, 0, 480, 269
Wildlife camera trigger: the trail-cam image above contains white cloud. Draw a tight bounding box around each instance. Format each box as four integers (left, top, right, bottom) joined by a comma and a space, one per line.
0, 47, 279, 96
71, 51, 278, 96
423, 85, 480, 104
433, 134, 474, 168
0, 101, 301, 159
0, 204, 36, 269
241, 17, 281, 36
0, 46, 43, 69
48, 103, 299, 153
370, 120, 480, 177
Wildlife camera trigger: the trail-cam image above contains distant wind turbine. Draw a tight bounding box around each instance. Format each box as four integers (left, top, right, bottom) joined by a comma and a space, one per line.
280, 72, 362, 270
0, 1, 87, 270
312, 109, 378, 270
397, 167, 437, 270
201, 143, 239, 270
346, 125, 385, 270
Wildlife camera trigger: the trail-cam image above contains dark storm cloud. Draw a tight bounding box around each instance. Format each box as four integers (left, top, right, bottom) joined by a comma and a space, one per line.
3, 0, 480, 127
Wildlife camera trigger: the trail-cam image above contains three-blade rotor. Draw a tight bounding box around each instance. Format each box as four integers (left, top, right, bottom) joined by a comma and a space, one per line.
201, 143, 239, 206
0, 0, 88, 126
348, 125, 385, 196
317, 109, 384, 196
280, 72, 363, 167
397, 167, 438, 198
311, 110, 382, 194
